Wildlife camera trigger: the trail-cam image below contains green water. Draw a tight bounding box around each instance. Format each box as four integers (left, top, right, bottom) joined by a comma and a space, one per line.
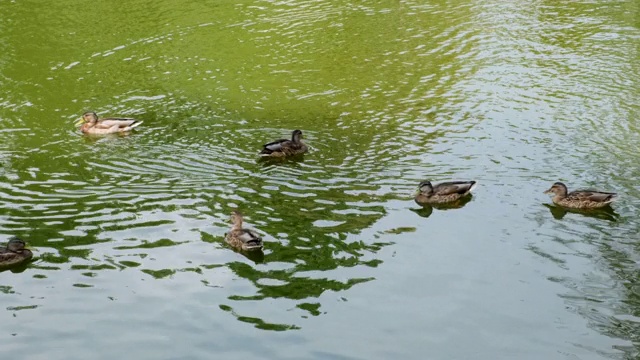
1, 0, 639, 358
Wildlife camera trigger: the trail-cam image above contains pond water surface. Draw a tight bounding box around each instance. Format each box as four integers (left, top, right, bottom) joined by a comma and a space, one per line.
1, 0, 639, 359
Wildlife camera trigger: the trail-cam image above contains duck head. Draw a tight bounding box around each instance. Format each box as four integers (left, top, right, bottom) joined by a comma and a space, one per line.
75, 111, 99, 126
6, 238, 27, 252
230, 210, 243, 229
544, 182, 568, 197
417, 180, 433, 195
291, 129, 303, 143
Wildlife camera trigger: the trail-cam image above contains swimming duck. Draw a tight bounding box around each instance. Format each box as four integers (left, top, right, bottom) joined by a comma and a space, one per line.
0, 238, 33, 268
544, 182, 617, 209
225, 211, 264, 251
260, 130, 308, 157
415, 180, 477, 205
76, 111, 143, 135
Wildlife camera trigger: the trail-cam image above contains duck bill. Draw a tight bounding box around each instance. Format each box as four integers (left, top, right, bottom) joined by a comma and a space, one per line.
74, 118, 85, 126
543, 188, 552, 194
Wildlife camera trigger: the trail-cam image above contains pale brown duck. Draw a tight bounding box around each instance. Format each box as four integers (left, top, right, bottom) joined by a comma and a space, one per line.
76, 111, 143, 135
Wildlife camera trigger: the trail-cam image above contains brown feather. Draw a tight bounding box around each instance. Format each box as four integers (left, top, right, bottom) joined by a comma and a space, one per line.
415, 180, 476, 205
0, 245, 33, 268
224, 212, 264, 251
545, 182, 617, 209
260, 130, 307, 157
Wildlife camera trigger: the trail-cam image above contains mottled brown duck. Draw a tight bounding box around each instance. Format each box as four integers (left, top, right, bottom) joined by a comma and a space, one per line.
0, 238, 33, 268
260, 130, 307, 157
544, 182, 617, 209
415, 180, 477, 205
225, 211, 264, 251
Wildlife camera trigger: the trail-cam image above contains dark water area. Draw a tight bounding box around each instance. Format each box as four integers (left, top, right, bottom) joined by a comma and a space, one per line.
1, 0, 639, 359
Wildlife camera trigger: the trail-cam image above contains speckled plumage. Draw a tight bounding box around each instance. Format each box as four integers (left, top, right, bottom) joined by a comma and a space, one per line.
0, 238, 33, 268
414, 180, 477, 205
544, 182, 617, 209
225, 211, 264, 251
260, 130, 307, 157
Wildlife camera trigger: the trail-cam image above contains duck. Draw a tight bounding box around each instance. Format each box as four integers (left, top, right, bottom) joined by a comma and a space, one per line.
260, 129, 308, 157
76, 111, 143, 135
225, 211, 264, 251
0, 238, 33, 268
544, 182, 617, 209
415, 180, 477, 205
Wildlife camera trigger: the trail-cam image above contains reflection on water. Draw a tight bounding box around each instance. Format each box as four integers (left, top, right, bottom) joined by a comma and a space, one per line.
410, 206, 434, 219
543, 203, 620, 222
411, 195, 473, 218
0, 0, 639, 359
0, 263, 31, 274
256, 154, 307, 167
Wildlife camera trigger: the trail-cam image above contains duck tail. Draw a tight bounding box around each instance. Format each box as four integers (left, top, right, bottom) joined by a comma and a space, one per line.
467, 181, 477, 193
129, 120, 143, 129
120, 121, 143, 132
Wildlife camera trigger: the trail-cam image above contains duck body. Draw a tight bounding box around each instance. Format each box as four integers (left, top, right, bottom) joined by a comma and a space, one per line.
260, 130, 307, 157
0, 238, 33, 268
225, 211, 264, 251
544, 182, 617, 209
77, 111, 143, 135
415, 180, 476, 205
